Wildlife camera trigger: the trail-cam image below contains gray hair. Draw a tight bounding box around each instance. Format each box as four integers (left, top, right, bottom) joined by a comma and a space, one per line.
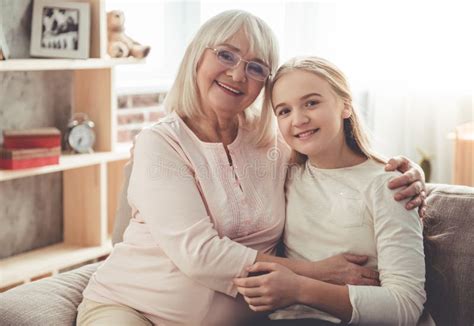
164, 10, 279, 146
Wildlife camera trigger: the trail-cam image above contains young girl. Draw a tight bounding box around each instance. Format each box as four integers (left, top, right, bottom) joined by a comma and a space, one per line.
234, 57, 426, 325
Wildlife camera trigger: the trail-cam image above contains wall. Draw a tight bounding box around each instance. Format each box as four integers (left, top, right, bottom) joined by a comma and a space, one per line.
0, 0, 71, 259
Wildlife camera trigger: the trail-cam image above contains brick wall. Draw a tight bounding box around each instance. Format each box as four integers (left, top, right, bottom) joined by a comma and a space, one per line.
116, 92, 167, 143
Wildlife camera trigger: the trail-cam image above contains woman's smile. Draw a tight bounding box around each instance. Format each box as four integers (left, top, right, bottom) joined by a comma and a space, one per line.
215, 80, 244, 96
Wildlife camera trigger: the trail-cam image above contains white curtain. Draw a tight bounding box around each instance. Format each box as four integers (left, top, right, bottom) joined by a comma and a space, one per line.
274, 1, 474, 184
110, 0, 474, 184
366, 89, 472, 183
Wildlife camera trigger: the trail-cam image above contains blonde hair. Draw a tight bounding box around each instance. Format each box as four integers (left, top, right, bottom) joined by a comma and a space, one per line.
270, 56, 386, 165
164, 10, 279, 147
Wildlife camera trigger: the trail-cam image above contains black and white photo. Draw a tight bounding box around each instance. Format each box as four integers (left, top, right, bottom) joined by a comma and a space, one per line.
41, 7, 79, 51
30, 0, 90, 59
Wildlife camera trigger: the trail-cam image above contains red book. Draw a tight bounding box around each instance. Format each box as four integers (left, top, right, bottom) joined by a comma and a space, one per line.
0, 156, 60, 170
0, 147, 61, 159
0, 146, 61, 170
3, 128, 61, 149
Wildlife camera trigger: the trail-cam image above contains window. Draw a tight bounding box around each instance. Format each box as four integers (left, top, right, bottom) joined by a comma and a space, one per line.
109, 1, 473, 183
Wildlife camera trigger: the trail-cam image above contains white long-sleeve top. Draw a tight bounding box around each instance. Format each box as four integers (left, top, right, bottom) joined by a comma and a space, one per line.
82, 112, 289, 325
271, 158, 426, 325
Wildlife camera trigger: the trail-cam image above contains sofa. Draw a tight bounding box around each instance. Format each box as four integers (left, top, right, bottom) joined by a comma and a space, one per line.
1, 161, 473, 326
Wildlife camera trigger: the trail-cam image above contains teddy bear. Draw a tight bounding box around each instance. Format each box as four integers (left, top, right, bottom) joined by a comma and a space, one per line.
107, 10, 151, 59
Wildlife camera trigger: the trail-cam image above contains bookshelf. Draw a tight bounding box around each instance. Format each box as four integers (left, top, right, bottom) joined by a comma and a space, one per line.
0, 0, 138, 290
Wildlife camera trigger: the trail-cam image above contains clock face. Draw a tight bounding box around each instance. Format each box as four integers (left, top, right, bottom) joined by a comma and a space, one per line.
68, 124, 95, 153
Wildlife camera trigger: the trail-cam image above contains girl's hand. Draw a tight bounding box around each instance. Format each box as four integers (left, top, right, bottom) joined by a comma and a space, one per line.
314, 254, 380, 286
233, 262, 301, 312
385, 156, 427, 217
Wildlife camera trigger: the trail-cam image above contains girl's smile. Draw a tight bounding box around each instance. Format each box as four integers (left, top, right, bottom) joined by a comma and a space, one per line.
272, 69, 363, 169
294, 128, 320, 140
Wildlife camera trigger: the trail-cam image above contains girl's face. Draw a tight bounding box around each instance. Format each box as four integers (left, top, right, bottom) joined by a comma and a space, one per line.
272, 70, 351, 164
196, 29, 265, 120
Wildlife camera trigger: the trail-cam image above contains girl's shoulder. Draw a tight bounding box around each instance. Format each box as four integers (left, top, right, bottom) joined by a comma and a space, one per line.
285, 162, 308, 188
352, 159, 402, 192
359, 158, 400, 177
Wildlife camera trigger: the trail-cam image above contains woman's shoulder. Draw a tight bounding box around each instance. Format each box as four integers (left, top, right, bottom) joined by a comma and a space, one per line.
136, 111, 190, 145
146, 111, 181, 134
133, 112, 190, 159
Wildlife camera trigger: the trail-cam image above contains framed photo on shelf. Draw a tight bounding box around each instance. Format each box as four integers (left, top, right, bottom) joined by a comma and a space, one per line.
30, 0, 90, 59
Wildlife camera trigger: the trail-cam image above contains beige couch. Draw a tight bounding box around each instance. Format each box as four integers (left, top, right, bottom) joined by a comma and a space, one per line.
1, 162, 473, 325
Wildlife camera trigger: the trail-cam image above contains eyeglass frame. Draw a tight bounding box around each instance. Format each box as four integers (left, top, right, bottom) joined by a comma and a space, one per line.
206, 46, 272, 81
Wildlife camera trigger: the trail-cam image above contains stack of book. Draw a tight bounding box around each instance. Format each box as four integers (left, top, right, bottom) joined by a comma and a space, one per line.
0, 128, 61, 170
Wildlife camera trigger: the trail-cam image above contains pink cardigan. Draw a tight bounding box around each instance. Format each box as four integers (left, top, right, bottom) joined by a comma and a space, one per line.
83, 112, 289, 325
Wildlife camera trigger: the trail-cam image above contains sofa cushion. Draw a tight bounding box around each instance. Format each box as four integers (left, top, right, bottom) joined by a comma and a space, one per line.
424, 184, 474, 326
0, 262, 99, 326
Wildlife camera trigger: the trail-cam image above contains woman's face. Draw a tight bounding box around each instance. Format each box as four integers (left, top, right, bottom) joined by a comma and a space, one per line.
196, 29, 265, 120
272, 70, 350, 161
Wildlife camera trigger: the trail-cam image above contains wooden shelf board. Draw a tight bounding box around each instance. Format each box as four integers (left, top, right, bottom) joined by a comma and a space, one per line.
0, 57, 145, 72
0, 240, 112, 288
0, 151, 130, 182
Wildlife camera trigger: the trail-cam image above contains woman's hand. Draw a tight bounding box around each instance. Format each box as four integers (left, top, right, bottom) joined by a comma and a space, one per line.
314, 253, 380, 286
385, 156, 427, 217
233, 262, 301, 312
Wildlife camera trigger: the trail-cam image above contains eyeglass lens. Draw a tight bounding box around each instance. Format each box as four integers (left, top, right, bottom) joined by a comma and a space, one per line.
216, 49, 269, 81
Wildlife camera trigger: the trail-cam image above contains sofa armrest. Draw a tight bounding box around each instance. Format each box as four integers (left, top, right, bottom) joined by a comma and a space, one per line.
424, 183, 474, 326
0, 262, 99, 326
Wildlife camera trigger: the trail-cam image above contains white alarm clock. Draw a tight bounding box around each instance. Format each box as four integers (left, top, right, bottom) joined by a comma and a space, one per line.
64, 113, 96, 153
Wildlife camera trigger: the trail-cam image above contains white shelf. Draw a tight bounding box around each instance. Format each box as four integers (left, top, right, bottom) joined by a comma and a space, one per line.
0, 240, 112, 288
0, 151, 130, 182
0, 57, 145, 72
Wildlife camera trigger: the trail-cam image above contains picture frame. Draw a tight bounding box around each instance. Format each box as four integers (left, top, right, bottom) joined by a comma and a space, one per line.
0, 23, 10, 60
30, 0, 90, 59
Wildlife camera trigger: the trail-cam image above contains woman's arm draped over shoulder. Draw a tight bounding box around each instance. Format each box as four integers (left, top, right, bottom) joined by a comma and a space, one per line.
385, 155, 427, 216
128, 128, 257, 297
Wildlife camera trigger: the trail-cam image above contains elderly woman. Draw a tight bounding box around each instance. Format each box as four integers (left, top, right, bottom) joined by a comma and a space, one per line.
77, 10, 425, 326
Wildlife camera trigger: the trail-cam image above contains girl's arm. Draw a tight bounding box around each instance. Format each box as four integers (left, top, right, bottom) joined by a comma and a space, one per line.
345, 174, 426, 325
255, 252, 380, 286
235, 173, 426, 325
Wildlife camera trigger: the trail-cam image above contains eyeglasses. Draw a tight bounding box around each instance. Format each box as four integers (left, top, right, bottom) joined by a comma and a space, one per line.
207, 47, 271, 82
